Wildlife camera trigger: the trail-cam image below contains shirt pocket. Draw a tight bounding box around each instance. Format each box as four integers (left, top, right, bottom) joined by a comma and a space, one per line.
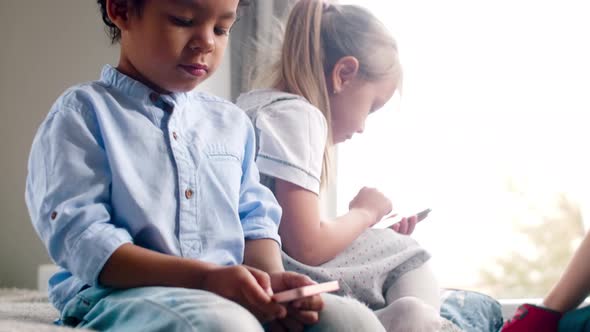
199, 143, 243, 215
205, 143, 241, 162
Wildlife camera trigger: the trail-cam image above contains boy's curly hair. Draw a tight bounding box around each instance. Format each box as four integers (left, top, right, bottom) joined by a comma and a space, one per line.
97, 0, 251, 44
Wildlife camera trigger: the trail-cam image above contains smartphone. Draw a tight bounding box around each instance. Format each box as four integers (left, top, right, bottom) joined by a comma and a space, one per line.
271, 280, 340, 303
416, 208, 432, 221
372, 208, 432, 229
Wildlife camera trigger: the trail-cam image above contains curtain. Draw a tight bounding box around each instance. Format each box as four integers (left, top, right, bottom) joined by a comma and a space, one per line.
230, 0, 296, 100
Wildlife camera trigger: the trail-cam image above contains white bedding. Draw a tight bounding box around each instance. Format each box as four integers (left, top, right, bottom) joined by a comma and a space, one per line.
0, 288, 81, 331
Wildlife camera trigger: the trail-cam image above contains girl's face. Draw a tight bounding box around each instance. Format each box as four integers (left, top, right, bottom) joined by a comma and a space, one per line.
117, 0, 239, 93
329, 74, 398, 144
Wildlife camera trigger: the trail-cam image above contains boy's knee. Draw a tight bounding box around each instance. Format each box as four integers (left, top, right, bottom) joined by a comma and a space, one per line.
131, 288, 264, 332
311, 294, 385, 332
172, 292, 263, 332
206, 302, 263, 332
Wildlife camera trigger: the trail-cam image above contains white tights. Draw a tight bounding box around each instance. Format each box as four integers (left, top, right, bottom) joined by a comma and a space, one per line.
374, 262, 442, 332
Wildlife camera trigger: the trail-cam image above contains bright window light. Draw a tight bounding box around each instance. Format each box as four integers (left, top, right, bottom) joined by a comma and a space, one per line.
337, 0, 590, 298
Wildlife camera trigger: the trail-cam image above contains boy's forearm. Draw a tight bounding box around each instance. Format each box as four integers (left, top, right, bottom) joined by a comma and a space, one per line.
98, 243, 216, 289
244, 239, 285, 273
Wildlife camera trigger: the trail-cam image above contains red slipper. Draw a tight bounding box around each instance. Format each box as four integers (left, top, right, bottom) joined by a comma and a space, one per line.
501, 303, 562, 332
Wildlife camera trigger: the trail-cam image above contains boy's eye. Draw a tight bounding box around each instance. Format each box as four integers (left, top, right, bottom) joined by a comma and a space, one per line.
214, 27, 230, 36
170, 16, 193, 27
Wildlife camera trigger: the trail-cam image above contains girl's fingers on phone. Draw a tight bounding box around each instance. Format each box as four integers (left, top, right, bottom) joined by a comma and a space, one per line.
398, 218, 409, 234
406, 215, 417, 235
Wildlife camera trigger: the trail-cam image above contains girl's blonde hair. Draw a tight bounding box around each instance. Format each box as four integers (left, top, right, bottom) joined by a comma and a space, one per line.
256, 0, 402, 185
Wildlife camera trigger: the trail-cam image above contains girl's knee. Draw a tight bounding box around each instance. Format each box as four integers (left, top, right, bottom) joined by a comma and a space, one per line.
376, 296, 441, 332
389, 296, 439, 317
312, 294, 385, 332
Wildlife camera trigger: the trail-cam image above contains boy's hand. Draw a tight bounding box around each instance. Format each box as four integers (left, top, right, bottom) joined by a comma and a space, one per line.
201, 265, 287, 322
349, 187, 392, 226
267, 272, 324, 331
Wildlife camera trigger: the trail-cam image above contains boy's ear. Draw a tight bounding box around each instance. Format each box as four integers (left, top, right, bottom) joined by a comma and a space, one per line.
106, 0, 132, 30
330, 56, 360, 94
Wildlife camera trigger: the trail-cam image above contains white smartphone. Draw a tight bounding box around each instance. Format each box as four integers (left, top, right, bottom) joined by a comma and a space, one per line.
271, 280, 340, 303
372, 208, 432, 229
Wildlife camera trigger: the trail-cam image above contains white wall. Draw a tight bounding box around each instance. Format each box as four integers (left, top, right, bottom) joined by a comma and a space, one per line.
0, 0, 230, 289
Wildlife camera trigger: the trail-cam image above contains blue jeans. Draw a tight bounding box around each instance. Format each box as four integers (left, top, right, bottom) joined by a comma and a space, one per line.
61, 286, 385, 331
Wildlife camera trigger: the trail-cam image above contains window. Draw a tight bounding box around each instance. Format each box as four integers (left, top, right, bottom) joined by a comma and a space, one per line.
337, 0, 590, 299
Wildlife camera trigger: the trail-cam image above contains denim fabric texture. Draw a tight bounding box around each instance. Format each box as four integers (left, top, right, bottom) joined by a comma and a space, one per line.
61, 286, 386, 332
440, 289, 504, 332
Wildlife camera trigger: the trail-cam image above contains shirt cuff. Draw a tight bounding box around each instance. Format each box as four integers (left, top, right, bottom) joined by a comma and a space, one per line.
242, 217, 282, 247
69, 223, 133, 286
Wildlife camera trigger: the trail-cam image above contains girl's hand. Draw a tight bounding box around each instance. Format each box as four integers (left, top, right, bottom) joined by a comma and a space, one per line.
348, 187, 392, 226
201, 265, 287, 322
390, 215, 418, 235
267, 272, 324, 331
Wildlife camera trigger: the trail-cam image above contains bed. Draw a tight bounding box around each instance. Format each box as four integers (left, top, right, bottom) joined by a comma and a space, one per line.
0, 288, 82, 331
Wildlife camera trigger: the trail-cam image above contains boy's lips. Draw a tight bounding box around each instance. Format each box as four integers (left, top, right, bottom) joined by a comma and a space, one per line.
179, 63, 208, 77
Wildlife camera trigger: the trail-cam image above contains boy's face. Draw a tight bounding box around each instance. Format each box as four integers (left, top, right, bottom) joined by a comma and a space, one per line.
117, 0, 239, 93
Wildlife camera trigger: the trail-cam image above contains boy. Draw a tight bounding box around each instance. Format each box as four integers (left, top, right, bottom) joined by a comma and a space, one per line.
25, 0, 385, 331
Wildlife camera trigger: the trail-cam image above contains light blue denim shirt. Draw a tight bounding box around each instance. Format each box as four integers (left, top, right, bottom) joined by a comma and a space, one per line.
25, 65, 282, 311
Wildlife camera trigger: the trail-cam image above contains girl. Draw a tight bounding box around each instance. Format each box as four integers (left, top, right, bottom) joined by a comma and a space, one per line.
24, 0, 387, 331
237, 1, 442, 331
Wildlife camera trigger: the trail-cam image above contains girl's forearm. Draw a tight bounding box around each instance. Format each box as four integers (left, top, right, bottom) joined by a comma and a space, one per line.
273, 178, 375, 266
98, 243, 215, 289
285, 209, 373, 266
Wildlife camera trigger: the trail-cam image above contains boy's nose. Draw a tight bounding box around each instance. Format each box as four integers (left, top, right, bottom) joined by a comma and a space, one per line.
188, 31, 214, 53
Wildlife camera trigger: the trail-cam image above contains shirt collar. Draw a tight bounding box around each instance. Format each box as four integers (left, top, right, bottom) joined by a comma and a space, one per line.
99, 64, 190, 108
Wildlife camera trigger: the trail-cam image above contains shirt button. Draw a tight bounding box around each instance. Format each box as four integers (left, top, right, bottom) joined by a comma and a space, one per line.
172, 132, 178, 140
185, 189, 193, 199
50, 211, 58, 220
149, 92, 159, 103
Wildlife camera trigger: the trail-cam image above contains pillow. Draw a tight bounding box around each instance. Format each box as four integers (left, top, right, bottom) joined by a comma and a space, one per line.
440, 289, 504, 332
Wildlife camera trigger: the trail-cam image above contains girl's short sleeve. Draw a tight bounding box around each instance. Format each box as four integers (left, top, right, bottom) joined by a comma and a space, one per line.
254, 100, 327, 195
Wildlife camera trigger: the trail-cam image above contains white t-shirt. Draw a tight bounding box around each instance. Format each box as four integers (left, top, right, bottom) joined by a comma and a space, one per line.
236, 89, 327, 195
